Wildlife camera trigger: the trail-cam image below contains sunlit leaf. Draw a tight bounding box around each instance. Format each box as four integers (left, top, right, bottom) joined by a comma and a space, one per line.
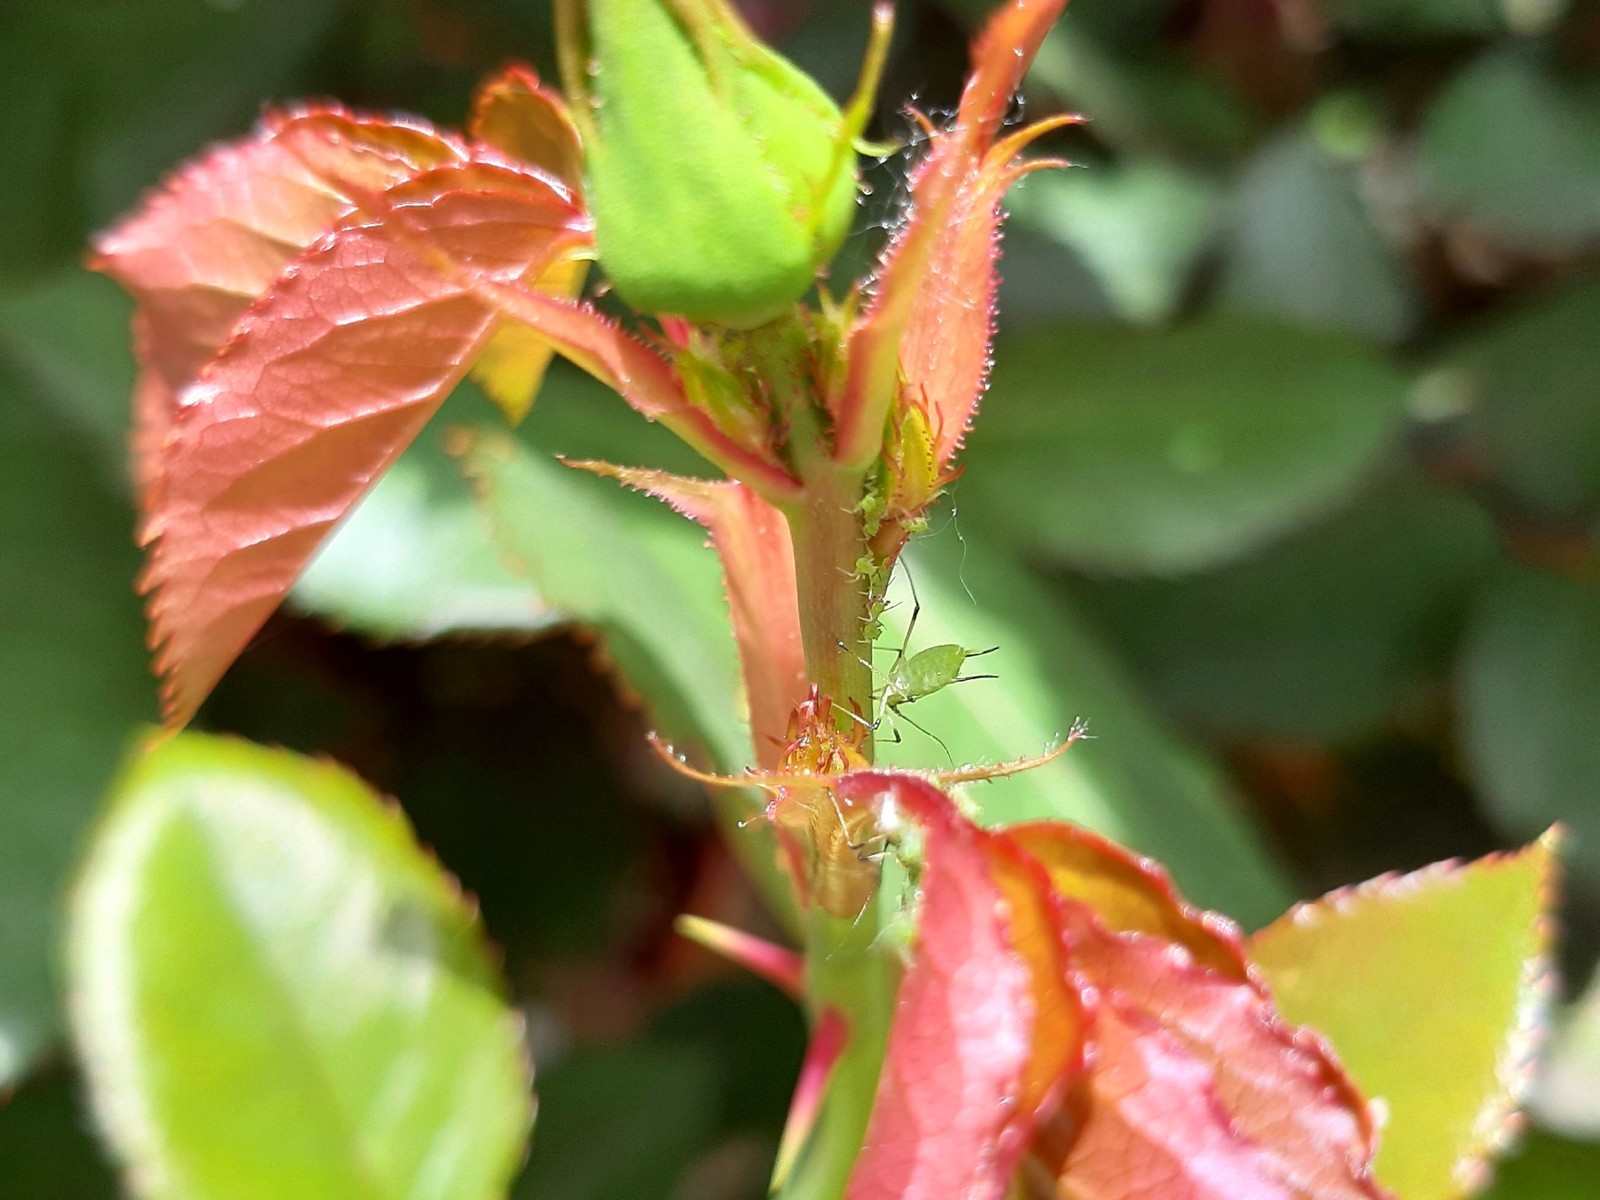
1252, 837, 1556, 1200
958, 318, 1407, 575
1422, 48, 1600, 254
68, 732, 531, 1200
1457, 566, 1600, 886
468, 65, 589, 424
0, 366, 152, 1085
102, 147, 586, 726
877, 532, 1291, 925
1073, 482, 1499, 741
838, 774, 1381, 1199
92, 108, 464, 398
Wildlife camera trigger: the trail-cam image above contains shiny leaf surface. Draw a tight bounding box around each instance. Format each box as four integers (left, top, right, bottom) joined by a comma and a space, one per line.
98, 133, 586, 725
1003, 826, 1388, 1200
68, 732, 532, 1200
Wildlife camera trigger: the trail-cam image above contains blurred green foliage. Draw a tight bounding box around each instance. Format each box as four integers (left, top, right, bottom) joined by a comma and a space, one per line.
4, 0, 1600, 1193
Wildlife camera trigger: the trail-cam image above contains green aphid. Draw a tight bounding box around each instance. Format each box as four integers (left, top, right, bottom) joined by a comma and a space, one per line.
874, 571, 996, 755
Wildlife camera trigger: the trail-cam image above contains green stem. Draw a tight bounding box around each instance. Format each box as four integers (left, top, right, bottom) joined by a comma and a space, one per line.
785, 469, 876, 737
781, 907, 898, 1200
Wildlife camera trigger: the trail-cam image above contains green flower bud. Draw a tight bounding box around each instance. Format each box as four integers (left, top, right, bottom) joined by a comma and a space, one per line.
558, 0, 885, 328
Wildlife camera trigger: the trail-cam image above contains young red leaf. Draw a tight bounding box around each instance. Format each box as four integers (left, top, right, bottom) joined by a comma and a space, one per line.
1251, 836, 1558, 1200
1003, 825, 1391, 1200
566, 463, 808, 761
469, 64, 584, 188
92, 108, 465, 400
833, 0, 1072, 473
468, 65, 590, 422
136, 161, 588, 724
1006, 820, 1251, 978
837, 773, 1088, 1200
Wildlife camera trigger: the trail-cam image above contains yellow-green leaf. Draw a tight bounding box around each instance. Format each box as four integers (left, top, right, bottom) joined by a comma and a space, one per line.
68, 732, 532, 1200
1250, 835, 1557, 1200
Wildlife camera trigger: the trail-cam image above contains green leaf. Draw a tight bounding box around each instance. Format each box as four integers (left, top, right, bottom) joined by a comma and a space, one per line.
294, 419, 558, 642
1008, 159, 1220, 326
0, 363, 152, 1086
1219, 127, 1418, 343
1251, 837, 1556, 1200
1071, 482, 1499, 741
0, 1069, 120, 1199
1457, 565, 1600, 886
459, 426, 751, 771
1422, 48, 1600, 255
957, 318, 1408, 576
1481, 1130, 1600, 1200
877, 533, 1292, 925
67, 732, 532, 1200
1436, 277, 1600, 518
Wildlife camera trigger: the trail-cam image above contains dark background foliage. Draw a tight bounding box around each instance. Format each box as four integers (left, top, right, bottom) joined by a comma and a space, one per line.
3, 0, 1600, 1194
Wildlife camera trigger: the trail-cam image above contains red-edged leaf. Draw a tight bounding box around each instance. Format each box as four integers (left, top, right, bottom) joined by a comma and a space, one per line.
566, 464, 807, 761
1251, 837, 1558, 1200
1004, 825, 1391, 1200
833, 0, 1070, 471
92, 108, 464, 398
837, 773, 1088, 1200
470, 64, 584, 188
1007, 821, 1251, 979
136, 161, 587, 724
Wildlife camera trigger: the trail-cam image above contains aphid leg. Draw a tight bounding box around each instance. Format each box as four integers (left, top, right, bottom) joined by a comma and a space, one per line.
892, 705, 955, 764
899, 565, 924, 662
